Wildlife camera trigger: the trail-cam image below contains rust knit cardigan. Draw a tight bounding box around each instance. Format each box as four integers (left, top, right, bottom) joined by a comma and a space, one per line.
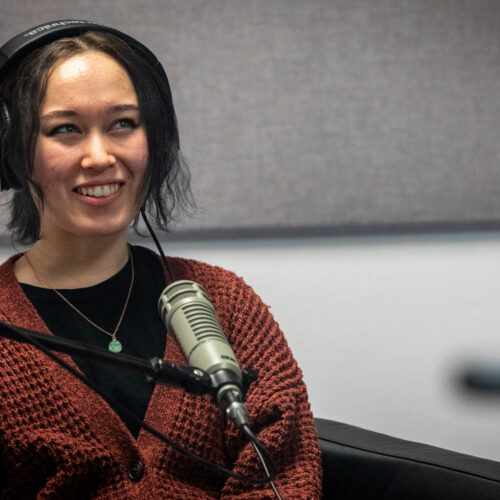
0, 252, 322, 499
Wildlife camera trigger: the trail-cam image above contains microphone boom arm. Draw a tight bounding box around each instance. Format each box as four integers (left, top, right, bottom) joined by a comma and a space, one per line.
0, 320, 215, 395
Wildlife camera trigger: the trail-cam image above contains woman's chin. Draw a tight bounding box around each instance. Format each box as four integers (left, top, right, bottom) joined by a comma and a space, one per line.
40, 218, 132, 241
77, 223, 131, 238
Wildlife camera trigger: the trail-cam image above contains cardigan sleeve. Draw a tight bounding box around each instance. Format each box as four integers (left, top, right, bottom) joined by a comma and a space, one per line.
211, 274, 322, 499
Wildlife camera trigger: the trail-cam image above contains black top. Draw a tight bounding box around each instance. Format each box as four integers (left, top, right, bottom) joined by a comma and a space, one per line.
21, 245, 167, 438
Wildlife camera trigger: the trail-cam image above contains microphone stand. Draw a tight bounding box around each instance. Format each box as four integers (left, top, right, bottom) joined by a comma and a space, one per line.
0, 319, 213, 395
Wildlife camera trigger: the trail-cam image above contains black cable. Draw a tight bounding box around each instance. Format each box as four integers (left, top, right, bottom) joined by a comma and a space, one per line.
5, 323, 274, 485
241, 424, 282, 499
140, 208, 174, 280
250, 441, 282, 499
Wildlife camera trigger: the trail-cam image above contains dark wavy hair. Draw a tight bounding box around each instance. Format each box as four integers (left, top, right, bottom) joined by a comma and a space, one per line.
0, 31, 194, 245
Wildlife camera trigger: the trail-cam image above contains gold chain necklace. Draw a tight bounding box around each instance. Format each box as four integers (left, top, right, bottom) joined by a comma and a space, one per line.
23, 247, 134, 353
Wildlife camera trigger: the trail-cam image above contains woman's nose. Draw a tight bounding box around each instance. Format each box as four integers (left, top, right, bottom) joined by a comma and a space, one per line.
80, 132, 116, 169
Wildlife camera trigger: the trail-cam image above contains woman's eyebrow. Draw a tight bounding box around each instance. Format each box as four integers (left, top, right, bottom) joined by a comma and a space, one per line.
108, 104, 140, 113
40, 110, 77, 121
40, 104, 140, 121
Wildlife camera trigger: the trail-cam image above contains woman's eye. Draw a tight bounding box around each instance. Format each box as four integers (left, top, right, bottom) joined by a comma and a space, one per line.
113, 118, 137, 130
49, 124, 79, 135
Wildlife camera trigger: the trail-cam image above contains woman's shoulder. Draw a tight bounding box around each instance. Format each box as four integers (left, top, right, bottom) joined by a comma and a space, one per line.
0, 254, 22, 287
133, 245, 241, 283
170, 255, 241, 285
132, 245, 259, 305
0, 253, 35, 323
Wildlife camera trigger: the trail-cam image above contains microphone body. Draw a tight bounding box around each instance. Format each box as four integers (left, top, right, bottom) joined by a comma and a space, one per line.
158, 280, 249, 426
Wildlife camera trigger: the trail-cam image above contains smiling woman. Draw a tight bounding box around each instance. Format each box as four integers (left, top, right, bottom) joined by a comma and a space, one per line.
0, 21, 321, 498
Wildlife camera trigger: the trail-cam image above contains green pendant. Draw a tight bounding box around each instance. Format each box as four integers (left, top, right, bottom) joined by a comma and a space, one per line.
108, 339, 122, 353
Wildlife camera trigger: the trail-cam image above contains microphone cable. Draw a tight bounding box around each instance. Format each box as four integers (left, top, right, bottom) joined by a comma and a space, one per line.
140, 208, 174, 279
241, 424, 283, 500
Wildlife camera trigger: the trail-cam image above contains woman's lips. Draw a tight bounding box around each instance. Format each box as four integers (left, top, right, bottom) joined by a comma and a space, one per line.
73, 182, 124, 205
75, 182, 122, 198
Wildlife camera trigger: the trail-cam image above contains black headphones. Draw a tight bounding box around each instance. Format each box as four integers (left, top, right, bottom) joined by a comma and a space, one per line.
0, 19, 171, 191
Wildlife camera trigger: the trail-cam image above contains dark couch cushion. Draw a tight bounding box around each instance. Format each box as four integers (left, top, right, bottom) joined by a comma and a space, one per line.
315, 418, 500, 499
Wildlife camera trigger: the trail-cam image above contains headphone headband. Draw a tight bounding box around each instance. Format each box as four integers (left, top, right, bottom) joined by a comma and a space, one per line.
0, 19, 167, 81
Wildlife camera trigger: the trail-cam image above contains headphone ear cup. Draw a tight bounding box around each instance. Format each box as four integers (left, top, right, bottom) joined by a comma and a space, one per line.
0, 99, 20, 191
0, 99, 9, 128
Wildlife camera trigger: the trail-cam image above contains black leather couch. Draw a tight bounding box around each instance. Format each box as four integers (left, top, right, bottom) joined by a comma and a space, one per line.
315, 418, 500, 499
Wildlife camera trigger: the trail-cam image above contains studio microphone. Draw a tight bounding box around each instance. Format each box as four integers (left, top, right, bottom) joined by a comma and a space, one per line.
158, 280, 249, 427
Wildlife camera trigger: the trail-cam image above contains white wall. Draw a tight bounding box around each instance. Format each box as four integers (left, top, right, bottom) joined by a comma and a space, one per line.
4, 230, 500, 461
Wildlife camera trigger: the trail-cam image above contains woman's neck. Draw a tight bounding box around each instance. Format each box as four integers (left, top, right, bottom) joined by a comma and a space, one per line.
15, 233, 131, 289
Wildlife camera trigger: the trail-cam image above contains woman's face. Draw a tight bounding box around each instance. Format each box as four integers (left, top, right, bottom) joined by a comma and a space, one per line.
33, 50, 148, 241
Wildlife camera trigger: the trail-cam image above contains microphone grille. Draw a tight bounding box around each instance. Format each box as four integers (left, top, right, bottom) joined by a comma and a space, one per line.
158, 280, 228, 344
158, 280, 240, 374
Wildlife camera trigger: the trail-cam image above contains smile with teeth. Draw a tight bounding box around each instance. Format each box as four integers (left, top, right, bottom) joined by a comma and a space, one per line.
76, 183, 122, 198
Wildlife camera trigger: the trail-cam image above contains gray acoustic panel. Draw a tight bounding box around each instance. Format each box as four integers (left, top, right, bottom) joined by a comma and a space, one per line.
1, 0, 500, 236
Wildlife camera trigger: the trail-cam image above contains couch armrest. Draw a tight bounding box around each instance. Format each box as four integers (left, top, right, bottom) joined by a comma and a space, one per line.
315, 418, 500, 499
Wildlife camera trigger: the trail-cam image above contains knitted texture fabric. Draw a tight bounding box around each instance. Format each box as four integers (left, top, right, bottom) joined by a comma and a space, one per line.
0, 252, 322, 499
